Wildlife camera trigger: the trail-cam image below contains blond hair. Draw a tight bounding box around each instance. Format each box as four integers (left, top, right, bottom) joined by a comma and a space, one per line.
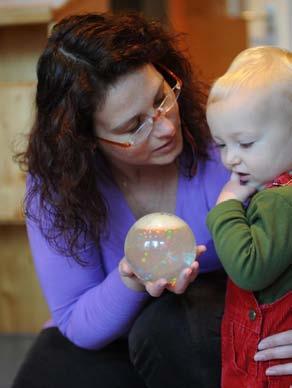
207, 46, 292, 106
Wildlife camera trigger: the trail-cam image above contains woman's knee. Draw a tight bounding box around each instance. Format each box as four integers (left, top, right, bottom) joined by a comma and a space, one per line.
128, 272, 226, 387
129, 292, 182, 356
12, 328, 144, 388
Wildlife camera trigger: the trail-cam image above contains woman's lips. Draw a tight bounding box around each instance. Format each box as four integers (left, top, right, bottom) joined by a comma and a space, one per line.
154, 137, 176, 153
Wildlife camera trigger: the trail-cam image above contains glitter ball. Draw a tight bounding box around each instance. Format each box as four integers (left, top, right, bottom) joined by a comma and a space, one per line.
124, 212, 196, 282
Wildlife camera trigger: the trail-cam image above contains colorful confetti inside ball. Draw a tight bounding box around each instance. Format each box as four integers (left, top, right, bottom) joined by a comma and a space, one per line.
124, 212, 196, 283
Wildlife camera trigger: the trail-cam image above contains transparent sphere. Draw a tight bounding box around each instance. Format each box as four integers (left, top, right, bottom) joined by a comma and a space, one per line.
124, 212, 196, 283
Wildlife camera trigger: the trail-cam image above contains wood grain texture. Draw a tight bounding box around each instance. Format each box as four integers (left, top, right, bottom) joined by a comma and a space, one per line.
0, 83, 35, 223
0, 17, 49, 333
168, 0, 247, 83
0, 225, 49, 333
53, 0, 109, 21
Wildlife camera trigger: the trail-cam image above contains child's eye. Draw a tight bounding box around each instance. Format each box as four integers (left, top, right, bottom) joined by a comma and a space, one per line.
215, 143, 225, 149
240, 142, 254, 149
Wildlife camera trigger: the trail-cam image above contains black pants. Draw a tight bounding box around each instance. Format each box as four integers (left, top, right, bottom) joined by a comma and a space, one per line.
12, 270, 226, 388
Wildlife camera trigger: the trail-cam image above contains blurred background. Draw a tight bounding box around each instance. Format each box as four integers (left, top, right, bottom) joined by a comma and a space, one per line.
0, 0, 291, 386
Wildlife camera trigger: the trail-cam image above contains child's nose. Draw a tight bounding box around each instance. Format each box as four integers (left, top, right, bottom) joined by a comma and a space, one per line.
225, 149, 241, 167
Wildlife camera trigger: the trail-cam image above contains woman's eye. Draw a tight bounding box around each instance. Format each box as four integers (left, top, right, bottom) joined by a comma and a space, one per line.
128, 124, 140, 134
127, 119, 143, 134
153, 93, 166, 108
240, 142, 254, 149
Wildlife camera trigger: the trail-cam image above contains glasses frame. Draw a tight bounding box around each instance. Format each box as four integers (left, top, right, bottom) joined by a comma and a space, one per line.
95, 65, 183, 148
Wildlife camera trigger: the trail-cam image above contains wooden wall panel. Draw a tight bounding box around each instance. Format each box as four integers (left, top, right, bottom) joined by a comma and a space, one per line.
168, 0, 247, 83
0, 225, 49, 333
0, 24, 48, 83
0, 16, 49, 333
184, 15, 247, 83
53, 0, 109, 21
0, 84, 35, 223
0, 6, 51, 26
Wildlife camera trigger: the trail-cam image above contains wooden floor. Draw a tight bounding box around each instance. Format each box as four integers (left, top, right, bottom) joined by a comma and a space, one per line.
0, 334, 35, 388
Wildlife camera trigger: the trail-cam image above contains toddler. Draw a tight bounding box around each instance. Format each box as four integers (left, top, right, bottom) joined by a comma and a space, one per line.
206, 46, 292, 387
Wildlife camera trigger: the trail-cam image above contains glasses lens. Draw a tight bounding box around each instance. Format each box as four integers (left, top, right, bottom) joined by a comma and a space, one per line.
161, 91, 175, 113
131, 117, 153, 146
130, 70, 182, 147
173, 84, 181, 99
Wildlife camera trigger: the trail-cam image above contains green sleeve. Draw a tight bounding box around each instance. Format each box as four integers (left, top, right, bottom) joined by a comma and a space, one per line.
206, 188, 292, 291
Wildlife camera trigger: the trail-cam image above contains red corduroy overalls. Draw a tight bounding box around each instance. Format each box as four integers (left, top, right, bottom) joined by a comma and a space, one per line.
222, 280, 292, 387
221, 173, 292, 388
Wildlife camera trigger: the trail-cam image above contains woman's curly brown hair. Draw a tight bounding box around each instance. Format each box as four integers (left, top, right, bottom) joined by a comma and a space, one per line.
17, 12, 211, 264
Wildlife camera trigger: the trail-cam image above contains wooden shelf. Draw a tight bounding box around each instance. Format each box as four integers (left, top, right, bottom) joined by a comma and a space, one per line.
0, 6, 52, 26
0, 81, 36, 87
0, 83, 35, 223
53, 0, 109, 21
0, 5, 51, 333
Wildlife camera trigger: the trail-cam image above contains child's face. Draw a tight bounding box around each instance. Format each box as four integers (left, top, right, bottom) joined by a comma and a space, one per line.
207, 88, 292, 187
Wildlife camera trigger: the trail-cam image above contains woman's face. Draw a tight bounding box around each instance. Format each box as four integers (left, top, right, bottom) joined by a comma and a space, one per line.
94, 64, 183, 168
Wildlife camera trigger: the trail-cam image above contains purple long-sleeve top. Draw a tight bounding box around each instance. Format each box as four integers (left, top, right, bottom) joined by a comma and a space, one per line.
26, 149, 229, 350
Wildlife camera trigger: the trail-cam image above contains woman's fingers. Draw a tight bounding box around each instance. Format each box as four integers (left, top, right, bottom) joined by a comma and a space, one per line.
119, 257, 134, 277
258, 330, 292, 350
166, 260, 200, 294
121, 246, 203, 297
255, 345, 292, 361
187, 260, 200, 283
145, 279, 168, 297
254, 330, 292, 376
145, 260, 200, 297
196, 244, 206, 258
265, 362, 292, 376
119, 257, 146, 292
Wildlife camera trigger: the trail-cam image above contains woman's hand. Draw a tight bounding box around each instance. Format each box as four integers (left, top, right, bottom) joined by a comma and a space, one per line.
119, 245, 206, 297
143, 251, 201, 297
119, 258, 146, 292
254, 330, 292, 377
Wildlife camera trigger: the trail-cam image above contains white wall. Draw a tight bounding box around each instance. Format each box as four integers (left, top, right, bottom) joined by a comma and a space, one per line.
244, 0, 292, 50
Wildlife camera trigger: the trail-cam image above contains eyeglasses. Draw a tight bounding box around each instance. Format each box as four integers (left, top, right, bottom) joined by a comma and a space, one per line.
96, 66, 182, 148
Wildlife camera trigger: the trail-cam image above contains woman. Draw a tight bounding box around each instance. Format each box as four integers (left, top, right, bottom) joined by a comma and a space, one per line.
13, 12, 292, 388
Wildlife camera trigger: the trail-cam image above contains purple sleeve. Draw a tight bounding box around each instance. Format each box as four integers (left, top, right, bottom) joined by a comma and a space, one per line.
202, 146, 231, 210
27, 216, 149, 350
177, 147, 230, 272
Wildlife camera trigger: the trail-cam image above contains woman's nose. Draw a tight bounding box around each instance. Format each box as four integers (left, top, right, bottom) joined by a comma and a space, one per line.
152, 115, 176, 138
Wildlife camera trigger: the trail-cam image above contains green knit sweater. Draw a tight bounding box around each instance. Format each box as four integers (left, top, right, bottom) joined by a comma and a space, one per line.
207, 186, 292, 304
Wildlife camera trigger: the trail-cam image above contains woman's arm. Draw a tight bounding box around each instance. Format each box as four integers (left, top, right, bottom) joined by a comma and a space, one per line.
254, 330, 292, 376
27, 218, 149, 350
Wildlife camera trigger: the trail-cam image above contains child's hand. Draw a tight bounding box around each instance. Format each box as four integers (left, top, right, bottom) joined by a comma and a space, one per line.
119, 245, 206, 297
216, 172, 257, 204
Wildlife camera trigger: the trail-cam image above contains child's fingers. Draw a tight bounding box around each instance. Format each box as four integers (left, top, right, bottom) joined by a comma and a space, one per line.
230, 171, 240, 182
